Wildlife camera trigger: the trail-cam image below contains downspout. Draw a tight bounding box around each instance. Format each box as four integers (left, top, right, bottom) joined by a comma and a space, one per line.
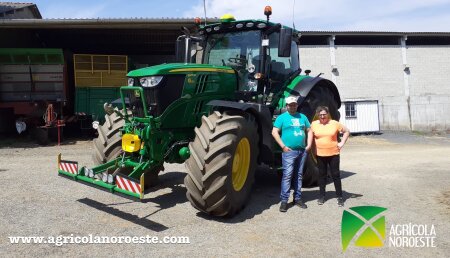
401, 35, 412, 130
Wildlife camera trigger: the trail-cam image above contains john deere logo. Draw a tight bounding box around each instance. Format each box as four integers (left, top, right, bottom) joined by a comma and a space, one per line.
341, 206, 387, 252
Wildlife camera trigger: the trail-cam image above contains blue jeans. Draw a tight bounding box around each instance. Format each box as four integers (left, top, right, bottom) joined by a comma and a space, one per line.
280, 149, 308, 203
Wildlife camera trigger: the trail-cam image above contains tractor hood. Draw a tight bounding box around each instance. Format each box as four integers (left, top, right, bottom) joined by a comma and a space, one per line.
127, 63, 235, 77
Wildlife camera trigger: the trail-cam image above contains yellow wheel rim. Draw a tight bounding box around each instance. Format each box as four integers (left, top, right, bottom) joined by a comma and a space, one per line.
232, 137, 251, 191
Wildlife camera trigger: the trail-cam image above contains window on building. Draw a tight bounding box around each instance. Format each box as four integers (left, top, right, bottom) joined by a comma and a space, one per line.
345, 102, 357, 118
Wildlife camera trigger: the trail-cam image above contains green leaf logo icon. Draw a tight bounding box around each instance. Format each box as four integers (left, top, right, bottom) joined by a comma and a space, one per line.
341, 206, 387, 252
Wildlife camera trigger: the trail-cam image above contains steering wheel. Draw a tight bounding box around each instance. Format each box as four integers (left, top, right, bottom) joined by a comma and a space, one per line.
228, 57, 247, 66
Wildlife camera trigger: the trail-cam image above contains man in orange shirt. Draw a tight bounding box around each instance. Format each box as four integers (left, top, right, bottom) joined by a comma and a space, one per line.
311, 106, 350, 207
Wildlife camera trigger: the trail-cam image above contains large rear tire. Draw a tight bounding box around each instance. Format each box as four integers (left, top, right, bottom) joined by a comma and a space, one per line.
299, 84, 340, 187
92, 109, 130, 165
184, 111, 259, 217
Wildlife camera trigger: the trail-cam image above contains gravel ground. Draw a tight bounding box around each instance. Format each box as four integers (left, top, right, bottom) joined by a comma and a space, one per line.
0, 132, 449, 257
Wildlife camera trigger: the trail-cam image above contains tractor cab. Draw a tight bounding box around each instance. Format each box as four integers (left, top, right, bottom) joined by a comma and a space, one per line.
178, 12, 300, 99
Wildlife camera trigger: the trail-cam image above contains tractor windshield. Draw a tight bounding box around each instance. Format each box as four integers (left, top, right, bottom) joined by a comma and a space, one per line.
204, 30, 261, 91
204, 30, 261, 68
203, 29, 300, 92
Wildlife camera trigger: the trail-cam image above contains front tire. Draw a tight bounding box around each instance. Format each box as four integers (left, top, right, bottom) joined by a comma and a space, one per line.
184, 111, 259, 217
92, 109, 130, 165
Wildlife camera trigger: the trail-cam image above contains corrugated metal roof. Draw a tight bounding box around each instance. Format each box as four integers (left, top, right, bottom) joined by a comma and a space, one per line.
0, 17, 219, 29
0, 18, 449, 35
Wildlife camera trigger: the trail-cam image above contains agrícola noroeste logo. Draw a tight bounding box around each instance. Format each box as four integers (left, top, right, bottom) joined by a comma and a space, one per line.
341, 206, 437, 252
341, 206, 387, 252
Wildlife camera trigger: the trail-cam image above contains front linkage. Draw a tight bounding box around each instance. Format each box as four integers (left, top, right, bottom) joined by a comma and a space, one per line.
57, 86, 189, 200
57, 122, 161, 200
58, 153, 147, 199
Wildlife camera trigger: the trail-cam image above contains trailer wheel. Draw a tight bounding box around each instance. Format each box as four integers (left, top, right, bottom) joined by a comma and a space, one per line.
184, 111, 259, 217
92, 108, 130, 165
299, 83, 340, 187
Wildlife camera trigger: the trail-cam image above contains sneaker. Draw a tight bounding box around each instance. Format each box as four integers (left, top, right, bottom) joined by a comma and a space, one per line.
337, 197, 344, 207
317, 196, 325, 205
294, 199, 307, 209
279, 202, 288, 212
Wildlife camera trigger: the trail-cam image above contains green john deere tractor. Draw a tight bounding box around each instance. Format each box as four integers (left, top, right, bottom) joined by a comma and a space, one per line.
58, 11, 341, 217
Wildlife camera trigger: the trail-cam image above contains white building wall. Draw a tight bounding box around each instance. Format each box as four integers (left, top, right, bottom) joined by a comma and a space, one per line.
408, 46, 450, 96
407, 46, 450, 131
299, 43, 450, 132
335, 46, 410, 130
335, 46, 404, 98
409, 95, 450, 131
298, 46, 331, 78
378, 96, 412, 130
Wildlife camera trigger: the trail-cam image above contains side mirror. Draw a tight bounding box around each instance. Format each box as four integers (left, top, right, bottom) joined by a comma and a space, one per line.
176, 26, 194, 63
175, 36, 193, 63
175, 38, 185, 62
278, 28, 292, 57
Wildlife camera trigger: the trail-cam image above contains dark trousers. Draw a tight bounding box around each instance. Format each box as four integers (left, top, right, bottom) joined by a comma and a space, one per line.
317, 155, 343, 197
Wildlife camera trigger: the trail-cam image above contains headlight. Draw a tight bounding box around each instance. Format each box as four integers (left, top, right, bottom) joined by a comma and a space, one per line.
127, 78, 134, 86
139, 76, 163, 87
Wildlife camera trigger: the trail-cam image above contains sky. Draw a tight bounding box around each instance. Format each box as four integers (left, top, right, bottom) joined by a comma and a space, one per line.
27, 0, 450, 32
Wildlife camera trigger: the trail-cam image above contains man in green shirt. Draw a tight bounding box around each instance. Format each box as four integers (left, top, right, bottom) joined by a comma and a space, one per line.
272, 96, 312, 212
